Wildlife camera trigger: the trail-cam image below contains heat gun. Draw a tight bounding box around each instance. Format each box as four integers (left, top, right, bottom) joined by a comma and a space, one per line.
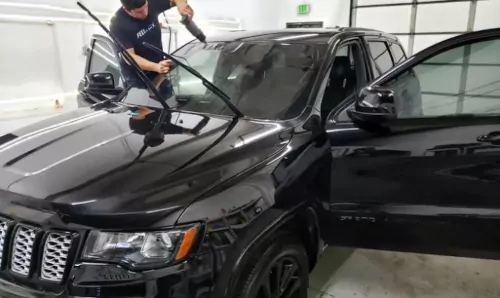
180, 15, 206, 43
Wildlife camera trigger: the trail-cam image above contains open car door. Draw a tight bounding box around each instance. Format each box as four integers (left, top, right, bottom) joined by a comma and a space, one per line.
322, 28, 500, 260
77, 34, 123, 108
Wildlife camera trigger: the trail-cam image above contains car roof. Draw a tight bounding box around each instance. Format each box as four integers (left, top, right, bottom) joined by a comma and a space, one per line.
204, 27, 398, 44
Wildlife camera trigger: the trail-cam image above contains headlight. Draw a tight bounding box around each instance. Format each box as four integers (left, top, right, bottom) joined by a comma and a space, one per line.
82, 225, 198, 269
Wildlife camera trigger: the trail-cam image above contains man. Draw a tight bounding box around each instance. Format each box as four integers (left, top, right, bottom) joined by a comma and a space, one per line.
110, 0, 194, 91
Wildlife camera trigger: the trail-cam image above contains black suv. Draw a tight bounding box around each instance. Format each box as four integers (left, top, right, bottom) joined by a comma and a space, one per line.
1, 26, 500, 298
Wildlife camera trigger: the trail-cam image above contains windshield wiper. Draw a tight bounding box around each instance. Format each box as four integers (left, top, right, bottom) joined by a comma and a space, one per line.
142, 42, 244, 118
77, 2, 170, 110
90, 85, 133, 112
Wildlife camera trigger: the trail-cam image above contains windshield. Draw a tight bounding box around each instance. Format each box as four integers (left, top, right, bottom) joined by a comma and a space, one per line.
163, 41, 324, 120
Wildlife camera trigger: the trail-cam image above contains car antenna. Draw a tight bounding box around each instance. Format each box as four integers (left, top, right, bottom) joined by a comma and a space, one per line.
76, 2, 170, 110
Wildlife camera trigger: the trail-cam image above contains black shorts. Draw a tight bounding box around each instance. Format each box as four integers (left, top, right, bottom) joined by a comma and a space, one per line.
124, 71, 158, 89
125, 74, 174, 99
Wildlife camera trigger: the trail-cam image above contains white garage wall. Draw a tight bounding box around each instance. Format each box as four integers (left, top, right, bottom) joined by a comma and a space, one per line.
278, 0, 351, 28
0, 0, 112, 117
474, 0, 500, 31
0, 0, 352, 120
352, 0, 500, 56
0, 0, 241, 118
187, 0, 280, 30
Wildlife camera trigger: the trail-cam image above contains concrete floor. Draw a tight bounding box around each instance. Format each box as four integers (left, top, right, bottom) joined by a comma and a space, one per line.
3, 108, 500, 298
309, 247, 500, 298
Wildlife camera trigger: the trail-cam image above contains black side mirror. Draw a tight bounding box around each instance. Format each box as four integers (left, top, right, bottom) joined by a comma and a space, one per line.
347, 86, 397, 123
84, 72, 122, 96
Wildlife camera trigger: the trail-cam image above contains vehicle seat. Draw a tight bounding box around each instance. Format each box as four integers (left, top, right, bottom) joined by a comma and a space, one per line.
321, 57, 357, 120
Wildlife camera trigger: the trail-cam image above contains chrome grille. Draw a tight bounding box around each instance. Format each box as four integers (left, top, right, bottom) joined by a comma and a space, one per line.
11, 226, 37, 276
0, 219, 9, 267
0, 217, 75, 282
41, 233, 72, 282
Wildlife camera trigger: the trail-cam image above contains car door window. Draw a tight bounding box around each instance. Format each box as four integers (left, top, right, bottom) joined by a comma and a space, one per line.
382, 37, 500, 118
320, 42, 366, 120
367, 41, 394, 77
88, 39, 122, 87
389, 43, 406, 65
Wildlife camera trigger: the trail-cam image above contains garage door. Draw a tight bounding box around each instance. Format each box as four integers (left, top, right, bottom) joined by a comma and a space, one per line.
350, 0, 500, 55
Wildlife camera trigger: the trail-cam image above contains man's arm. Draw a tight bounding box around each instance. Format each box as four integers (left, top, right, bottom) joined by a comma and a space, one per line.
173, 0, 193, 16
171, 0, 187, 7
110, 16, 169, 74
124, 48, 166, 73
110, 25, 153, 71
150, 0, 193, 16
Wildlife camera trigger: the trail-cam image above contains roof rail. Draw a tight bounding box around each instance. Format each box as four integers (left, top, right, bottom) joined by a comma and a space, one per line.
339, 26, 380, 32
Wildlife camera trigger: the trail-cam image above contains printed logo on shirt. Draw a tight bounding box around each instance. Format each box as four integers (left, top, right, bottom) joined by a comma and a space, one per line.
137, 22, 156, 38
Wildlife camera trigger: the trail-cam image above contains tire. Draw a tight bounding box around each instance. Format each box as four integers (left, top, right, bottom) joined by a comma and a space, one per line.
231, 232, 309, 298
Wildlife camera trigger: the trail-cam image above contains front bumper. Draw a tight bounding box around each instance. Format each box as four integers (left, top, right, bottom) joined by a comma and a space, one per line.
0, 204, 214, 298
0, 277, 57, 298
0, 262, 204, 298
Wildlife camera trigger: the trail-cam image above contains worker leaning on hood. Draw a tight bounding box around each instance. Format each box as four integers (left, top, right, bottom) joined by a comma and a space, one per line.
110, 0, 194, 90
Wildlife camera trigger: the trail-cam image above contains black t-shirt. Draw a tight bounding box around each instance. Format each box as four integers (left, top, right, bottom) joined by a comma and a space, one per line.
110, 0, 172, 83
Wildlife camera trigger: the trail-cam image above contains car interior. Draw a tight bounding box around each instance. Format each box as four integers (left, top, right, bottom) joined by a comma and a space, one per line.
320, 43, 364, 121
321, 56, 357, 120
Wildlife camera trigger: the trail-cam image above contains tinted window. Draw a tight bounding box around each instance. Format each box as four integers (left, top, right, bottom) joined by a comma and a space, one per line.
384, 38, 500, 118
88, 39, 121, 86
390, 43, 406, 64
336, 101, 354, 122
171, 41, 325, 120
321, 43, 364, 119
368, 41, 394, 76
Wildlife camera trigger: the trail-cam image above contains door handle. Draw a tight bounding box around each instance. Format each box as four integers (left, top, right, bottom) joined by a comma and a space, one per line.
477, 131, 500, 144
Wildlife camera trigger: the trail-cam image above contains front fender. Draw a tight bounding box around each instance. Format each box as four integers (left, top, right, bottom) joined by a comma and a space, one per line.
210, 205, 295, 298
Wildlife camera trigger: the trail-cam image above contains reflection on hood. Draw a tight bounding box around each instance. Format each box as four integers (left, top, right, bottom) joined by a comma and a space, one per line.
127, 106, 210, 138
129, 108, 184, 136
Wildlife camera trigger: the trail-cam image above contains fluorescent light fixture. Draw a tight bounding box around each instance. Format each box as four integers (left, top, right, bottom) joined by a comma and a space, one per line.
91, 49, 119, 68
94, 43, 116, 58
0, 13, 102, 24
0, 111, 106, 153
0, 13, 238, 31
21, 131, 132, 177
234, 123, 283, 148
0, 1, 241, 29
0, 1, 110, 16
274, 34, 319, 41
267, 144, 292, 165
326, 127, 358, 133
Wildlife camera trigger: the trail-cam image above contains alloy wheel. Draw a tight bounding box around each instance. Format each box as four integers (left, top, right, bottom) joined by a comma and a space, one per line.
253, 256, 302, 298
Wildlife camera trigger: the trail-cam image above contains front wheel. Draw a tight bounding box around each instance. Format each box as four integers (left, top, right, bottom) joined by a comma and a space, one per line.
233, 233, 309, 298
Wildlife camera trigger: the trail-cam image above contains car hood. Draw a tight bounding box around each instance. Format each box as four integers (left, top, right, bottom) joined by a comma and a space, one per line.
0, 108, 290, 228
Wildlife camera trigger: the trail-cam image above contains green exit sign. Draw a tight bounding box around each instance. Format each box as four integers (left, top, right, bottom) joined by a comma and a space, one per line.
298, 4, 310, 15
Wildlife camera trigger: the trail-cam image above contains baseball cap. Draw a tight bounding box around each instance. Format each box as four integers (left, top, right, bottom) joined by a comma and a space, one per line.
120, 0, 146, 10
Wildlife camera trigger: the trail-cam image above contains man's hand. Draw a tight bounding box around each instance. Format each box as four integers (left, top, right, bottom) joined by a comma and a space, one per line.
125, 48, 170, 74
175, 1, 194, 17
155, 60, 171, 74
